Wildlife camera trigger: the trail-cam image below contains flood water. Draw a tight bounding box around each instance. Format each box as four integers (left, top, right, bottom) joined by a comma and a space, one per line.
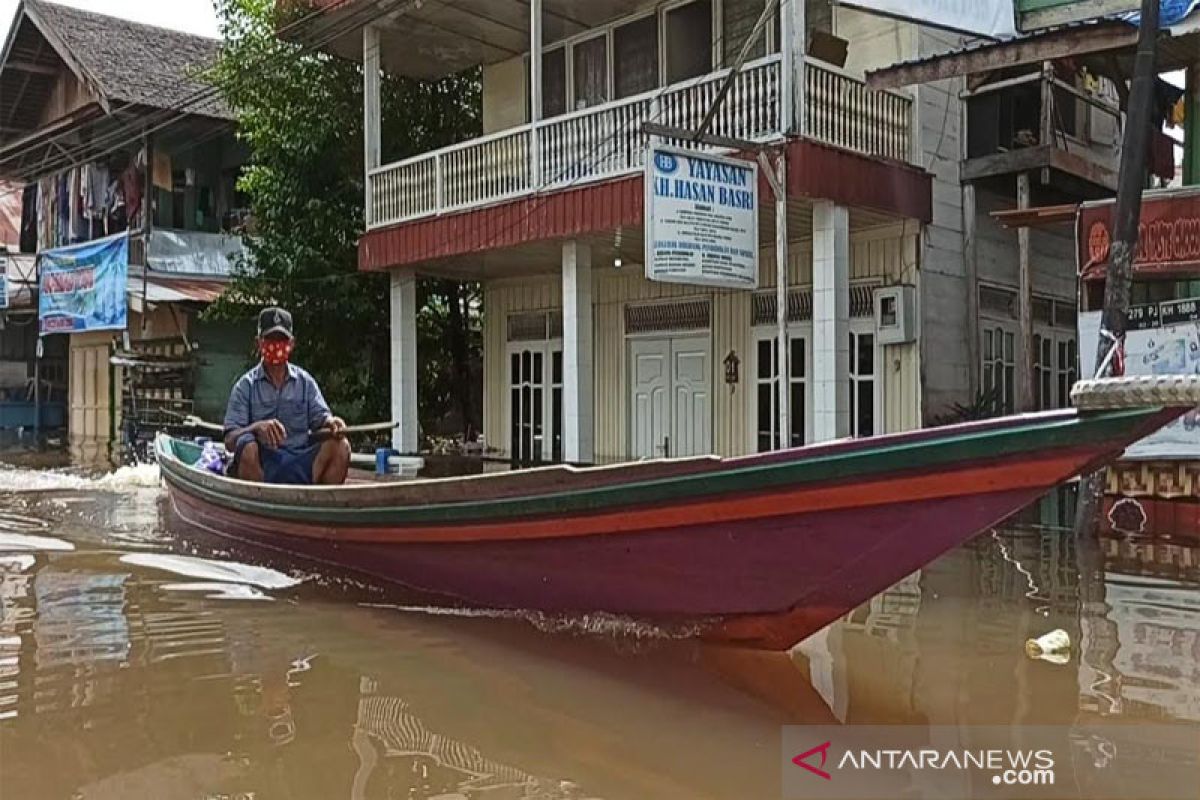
0, 460, 1198, 799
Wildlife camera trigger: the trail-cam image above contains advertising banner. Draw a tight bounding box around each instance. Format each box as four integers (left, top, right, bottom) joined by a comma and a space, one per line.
841, 0, 1017, 38
645, 145, 758, 289
1080, 309, 1200, 459
38, 234, 129, 335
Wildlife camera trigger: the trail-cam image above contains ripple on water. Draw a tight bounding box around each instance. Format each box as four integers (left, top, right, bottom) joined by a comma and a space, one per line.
119, 553, 303, 590
0, 531, 74, 552
0, 463, 160, 494
160, 582, 274, 601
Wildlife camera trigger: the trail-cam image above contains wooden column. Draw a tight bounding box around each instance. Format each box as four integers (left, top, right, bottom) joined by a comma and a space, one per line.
529, 0, 542, 188
363, 25, 381, 227
1017, 171, 1033, 412
780, 0, 806, 134
771, 154, 790, 447
963, 182, 979, 396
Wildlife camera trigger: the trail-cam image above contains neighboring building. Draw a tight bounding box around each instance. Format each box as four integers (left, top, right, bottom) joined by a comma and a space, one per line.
1, 177, 64, 433
0, 0, 251, 461
868, 12, 1199, 417
305, 0, 952, 464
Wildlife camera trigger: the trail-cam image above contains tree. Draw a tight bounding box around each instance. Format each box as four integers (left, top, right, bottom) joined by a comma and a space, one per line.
207, 0, 482, 436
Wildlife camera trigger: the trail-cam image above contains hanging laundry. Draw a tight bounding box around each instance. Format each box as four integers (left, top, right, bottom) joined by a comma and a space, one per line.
82, 163, 108, 220
20, 183, 38, 254
69, 166, 87, 243
56, 174, 69, 247
152, 151, 172, 192
123, 161, 143, 230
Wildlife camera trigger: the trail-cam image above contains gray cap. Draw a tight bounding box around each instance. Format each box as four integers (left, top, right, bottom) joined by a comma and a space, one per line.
257, 307, 294, 339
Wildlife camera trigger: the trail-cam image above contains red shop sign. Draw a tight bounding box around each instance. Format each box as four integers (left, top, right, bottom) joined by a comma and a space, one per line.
1079, 190, 1200, 281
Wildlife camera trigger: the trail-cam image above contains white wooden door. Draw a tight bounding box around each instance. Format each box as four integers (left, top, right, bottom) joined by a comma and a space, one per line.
629, 336, 711, 459
630, 338, 670, 459
670, 336, 711, 457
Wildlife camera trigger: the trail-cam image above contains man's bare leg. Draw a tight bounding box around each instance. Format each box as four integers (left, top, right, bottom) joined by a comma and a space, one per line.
312, 438, 351, 485
235, 442, 265, 482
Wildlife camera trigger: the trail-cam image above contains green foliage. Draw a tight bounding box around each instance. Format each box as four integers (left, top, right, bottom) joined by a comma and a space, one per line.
930, 386, 1006, 426
206, 0, 482, 433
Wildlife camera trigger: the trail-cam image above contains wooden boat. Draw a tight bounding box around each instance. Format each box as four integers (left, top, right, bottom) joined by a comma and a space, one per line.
155, 377, 1197, 648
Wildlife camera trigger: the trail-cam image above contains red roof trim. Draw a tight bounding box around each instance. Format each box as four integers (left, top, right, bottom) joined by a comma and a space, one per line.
359, 137, 932, 272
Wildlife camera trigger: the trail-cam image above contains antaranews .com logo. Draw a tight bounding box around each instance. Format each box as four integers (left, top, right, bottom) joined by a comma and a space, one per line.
792, 739, 1054, 785
782, 725, 1200, 800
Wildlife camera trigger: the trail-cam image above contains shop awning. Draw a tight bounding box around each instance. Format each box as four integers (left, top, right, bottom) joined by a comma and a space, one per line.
127, 274, 227, 311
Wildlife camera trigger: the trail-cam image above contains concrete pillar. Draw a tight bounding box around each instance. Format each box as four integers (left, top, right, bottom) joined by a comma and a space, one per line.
1185, 63, 1199, 186
390, 271, 419, 453
562, 241, 594, 463
812, 201, 850, 442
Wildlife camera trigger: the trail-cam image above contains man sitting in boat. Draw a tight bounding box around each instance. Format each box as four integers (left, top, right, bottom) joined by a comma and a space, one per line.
222, 307, 351, 486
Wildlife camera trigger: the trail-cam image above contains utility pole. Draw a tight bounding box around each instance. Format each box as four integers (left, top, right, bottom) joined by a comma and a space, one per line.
1074, 0, 1159, 533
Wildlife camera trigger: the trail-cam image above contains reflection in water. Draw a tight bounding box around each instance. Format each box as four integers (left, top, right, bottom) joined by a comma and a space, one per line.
0, 469, 1197, 799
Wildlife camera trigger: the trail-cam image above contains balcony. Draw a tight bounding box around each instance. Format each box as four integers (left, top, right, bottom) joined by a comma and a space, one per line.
964, 67, 1125, 195
367, 58, 913, 230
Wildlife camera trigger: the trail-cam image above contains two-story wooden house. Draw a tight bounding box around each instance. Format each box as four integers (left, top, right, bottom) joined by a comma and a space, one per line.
302, 0, 985, 464
0, 0, 253, 461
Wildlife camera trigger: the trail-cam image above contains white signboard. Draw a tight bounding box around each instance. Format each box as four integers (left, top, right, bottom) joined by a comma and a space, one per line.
645, 146, 759, 289
1080, 309, 1200, 460
841, 0, 1018, 39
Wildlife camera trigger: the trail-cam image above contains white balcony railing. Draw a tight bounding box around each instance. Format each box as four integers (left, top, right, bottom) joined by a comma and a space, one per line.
805, 61, 913, 163
367, 56, 913, 230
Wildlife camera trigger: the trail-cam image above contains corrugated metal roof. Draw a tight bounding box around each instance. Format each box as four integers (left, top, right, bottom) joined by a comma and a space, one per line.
867, 16, 1134, 80
128, 276, 227, 305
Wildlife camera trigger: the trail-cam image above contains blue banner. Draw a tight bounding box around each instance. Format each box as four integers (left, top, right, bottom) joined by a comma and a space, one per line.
0, 273, 7, 310
38, 235, 129, 335
1127, 0, 1199, 26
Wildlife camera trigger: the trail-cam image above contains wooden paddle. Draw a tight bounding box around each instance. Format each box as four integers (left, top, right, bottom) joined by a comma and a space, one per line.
162, 411, 396, 438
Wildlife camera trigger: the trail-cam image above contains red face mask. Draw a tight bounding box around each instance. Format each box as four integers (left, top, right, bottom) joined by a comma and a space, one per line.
259, 338, 294, 367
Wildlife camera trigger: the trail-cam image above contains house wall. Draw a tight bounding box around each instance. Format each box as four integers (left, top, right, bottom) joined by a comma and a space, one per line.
974, 185, 1076, 302
481, 225, 920, 461
477, 0, 811, 136
831, 11, 968, 422
482, 57, 526, 134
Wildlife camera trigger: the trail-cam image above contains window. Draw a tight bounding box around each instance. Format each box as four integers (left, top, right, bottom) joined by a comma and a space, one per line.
573, 34, 609, 109
665, 0, 713, 84
722, 0, 769, 65
542, 47, 567, 117
848, 330, 876, 437
1057, 337, 1077, 408
1034, 333, 1053, 411
755, 334, 807, 452
614, 15, 659, 98
982, 324, 1016, 415
508, 341, 563, 464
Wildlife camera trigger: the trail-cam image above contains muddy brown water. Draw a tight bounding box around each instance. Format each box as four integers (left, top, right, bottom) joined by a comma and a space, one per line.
0, 462, 1197, 799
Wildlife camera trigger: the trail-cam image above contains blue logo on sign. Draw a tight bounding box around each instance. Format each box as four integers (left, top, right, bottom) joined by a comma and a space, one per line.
655, 152, 679, 175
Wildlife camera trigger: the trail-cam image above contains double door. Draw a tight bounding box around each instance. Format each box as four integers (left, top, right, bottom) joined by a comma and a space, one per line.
629, 336, 711, 459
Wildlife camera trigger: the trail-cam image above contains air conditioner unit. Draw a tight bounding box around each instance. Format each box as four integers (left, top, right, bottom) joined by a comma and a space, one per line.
875, 285, 916, 345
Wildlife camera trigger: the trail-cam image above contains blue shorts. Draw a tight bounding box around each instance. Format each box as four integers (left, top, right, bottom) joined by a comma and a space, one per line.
229, 433, 322, 485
